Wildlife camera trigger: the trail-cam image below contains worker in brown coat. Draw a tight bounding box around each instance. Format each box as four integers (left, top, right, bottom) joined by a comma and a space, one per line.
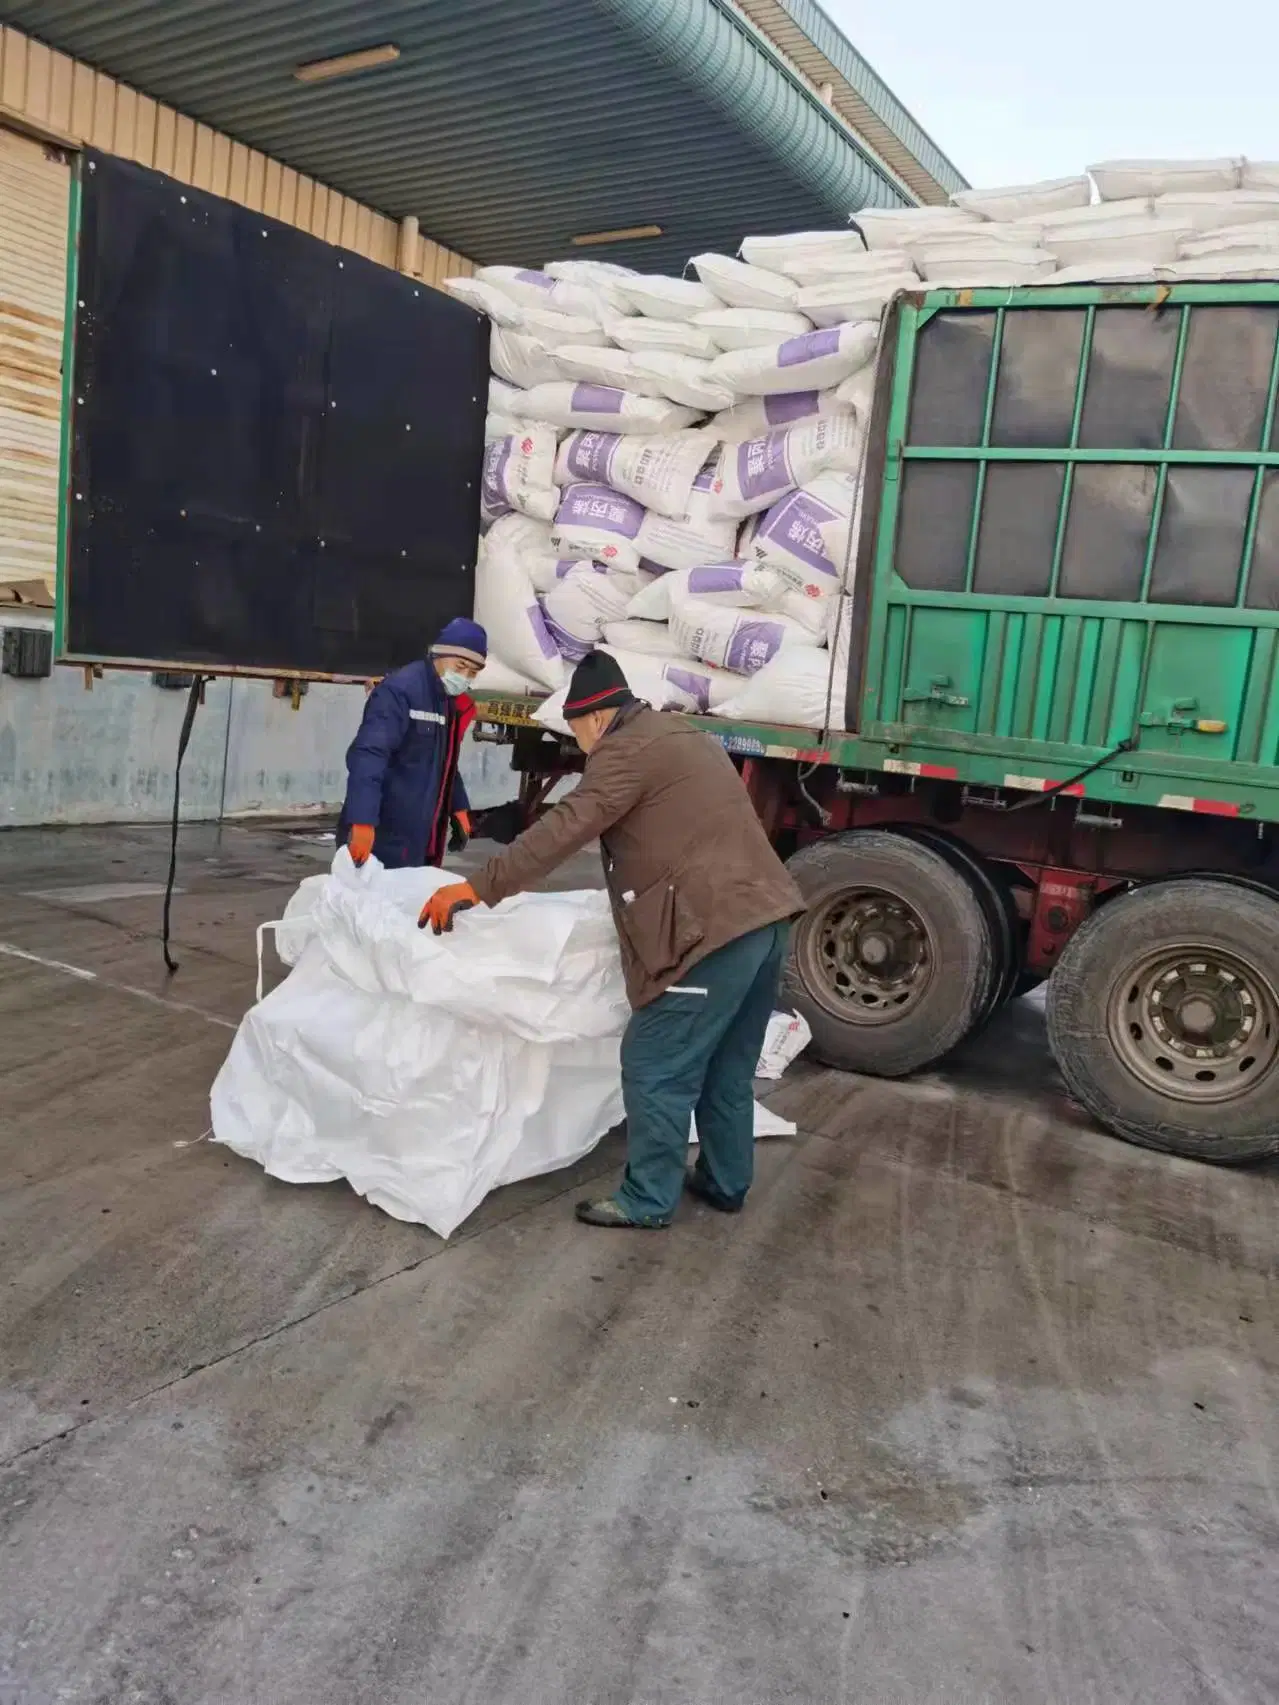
420, 650, 804, 1228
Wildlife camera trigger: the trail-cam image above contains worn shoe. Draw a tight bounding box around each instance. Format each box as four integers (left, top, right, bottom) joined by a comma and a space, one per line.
683, 1168, 745, 1215
574, 1197, 668, 1229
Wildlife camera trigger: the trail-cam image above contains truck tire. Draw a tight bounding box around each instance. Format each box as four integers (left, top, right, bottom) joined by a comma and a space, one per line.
895, 828, 1021, 1019
782, 829, 995, 1077
1046, 878, 1279, 1163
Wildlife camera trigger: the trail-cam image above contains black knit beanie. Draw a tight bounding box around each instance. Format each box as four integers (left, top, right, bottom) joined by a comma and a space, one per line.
563, 650, 635, 721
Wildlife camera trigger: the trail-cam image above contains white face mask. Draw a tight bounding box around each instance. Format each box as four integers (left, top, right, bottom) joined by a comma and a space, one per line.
439, 669, 471, 698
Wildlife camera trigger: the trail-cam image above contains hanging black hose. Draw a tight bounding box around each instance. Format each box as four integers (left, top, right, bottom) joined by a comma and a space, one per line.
1003, 736, 1138, 812
162, 675, 207, 975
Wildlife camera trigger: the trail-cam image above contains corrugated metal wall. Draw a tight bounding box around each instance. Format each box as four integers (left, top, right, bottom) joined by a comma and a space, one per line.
0, 22, 474, 285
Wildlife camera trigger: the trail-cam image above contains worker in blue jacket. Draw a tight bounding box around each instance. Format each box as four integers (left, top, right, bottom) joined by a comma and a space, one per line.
338, 618, 488, 870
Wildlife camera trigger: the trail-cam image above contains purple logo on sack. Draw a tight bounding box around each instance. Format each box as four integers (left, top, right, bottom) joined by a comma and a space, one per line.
481, 437, 514, 518
736, 430, 794, 503
692, 459, 717, 494
571, 384, 625, 416
516, 269, 556, 292
565, 430, 620, 483
777, 327, 842, 368
726, 619, 786, 675
763, 390, 820, 426
687, 563, 747, 597
663, 666, 711, 712
528, 601, 560, 661
757, 490, 839, 577
561, 483, 645, 542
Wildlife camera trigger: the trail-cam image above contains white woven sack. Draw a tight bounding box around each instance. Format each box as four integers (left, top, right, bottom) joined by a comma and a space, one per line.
851, 206, 979, 250
601, 618, 684, 658
713, 646, 837, 731
615, 275, 722, 321
1166, 254, 1279, 281
473, 522, 565, 691
1049, 219, 1192, 270
921, 257, 1057, 288
628, 562, 787, 620
833, 365, 875, 420
540, 562, 632, 660
478, 265, 606, 321
555, 428, 716, 520
1089, 159, 1242, 201
782, 249, 916, 289
608, 317, 720, 358
471, 654, 544, 695
520, 307, 610, 349
952, 176, 1092, 222
711, 322, 878, 397
491, 327, 561, 390
797, 280, 916, 327
484, 513, 568, 597
691, 253, 800, 310
489, 376, 524, 415
480, 425, 559, 525
511, 382, 700, 434
553, 345, 640, 389
1026, 198, 1154, 233
750, 472, 860, 595
694, 307, 813, 352
444, 276, 523, 325
669, 592, 820, 675
543, 258, 640, 317
708, 389, 846, 443
1043, 261, 1170, 285
1242, 162, 1279, 194
1156, 190, 1279, 233
627, 350, 737, 411
740, 230, 866, 273
485, 413, 521, 442
1181, 222, 1279, 257
551, 484, 735, 576
707, 413, 863, 521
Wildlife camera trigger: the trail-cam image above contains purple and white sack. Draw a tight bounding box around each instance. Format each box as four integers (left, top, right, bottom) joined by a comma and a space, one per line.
749, 471, 859, 598
473, 522, 565, 692
602, 646, 740, 715
481, 425, 559, 525
551, 484, 735, 576
708, 388, 846, 444
540, 562, 632, 661
627, 561, 786, 622
707, 413, 863, 521
513, 382, 700, 435
669, 590, 821, 676
555, 429, 716, 520
477, 265, 607, 322
710, 322, 878, 397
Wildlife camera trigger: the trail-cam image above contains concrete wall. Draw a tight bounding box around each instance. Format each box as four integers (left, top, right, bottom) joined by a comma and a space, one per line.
0, 613, 519, 828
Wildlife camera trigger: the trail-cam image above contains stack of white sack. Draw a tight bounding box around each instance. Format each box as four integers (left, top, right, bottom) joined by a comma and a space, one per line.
460, 169, 1278, 727
210, 853, 796, 1238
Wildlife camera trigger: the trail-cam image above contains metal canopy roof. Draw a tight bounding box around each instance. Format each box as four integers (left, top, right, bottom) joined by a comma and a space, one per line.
0, 0, 953, 272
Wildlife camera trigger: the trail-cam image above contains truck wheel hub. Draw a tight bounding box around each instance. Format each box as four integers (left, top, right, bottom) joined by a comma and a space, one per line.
1110, 944, 1279, 1103
809, 891, 933, 1023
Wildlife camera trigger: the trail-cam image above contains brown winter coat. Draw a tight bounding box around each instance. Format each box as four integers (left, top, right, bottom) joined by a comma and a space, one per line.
471, 704, 805, 1007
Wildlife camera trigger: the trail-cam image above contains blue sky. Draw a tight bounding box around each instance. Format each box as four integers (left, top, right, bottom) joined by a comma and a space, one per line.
824, 1, 1279, 189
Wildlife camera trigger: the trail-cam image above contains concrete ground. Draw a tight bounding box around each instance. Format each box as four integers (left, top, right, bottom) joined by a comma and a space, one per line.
1, 822, 1276, 1705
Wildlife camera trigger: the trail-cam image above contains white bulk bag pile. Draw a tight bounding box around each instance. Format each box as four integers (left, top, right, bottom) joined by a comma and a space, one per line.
211, 857, 629, 1239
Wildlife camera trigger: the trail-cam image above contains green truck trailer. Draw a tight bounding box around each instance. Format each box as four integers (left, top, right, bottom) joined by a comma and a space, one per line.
475, 282, 1279, 1165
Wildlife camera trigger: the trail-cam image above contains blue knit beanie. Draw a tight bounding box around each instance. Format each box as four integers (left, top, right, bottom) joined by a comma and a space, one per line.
430, 617, 488, 669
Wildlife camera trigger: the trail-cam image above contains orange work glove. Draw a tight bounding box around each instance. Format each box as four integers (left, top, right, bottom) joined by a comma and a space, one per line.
448, 809, 472, 854
419, 880, 480, 934
348, 824, 376, 867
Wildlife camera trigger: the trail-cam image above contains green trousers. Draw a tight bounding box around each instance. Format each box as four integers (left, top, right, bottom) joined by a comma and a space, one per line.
615, 921, 791, 1225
